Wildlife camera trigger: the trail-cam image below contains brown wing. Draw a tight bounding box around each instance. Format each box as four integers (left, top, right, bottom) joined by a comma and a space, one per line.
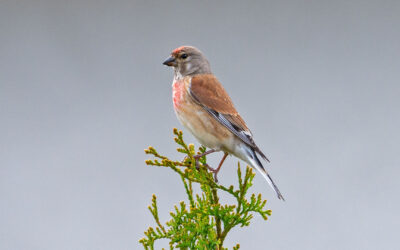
189, 74, 247, 129
189, 74, 269, 162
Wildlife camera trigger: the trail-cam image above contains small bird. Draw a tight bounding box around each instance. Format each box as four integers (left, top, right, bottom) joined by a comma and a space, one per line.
163, 46, 284, 200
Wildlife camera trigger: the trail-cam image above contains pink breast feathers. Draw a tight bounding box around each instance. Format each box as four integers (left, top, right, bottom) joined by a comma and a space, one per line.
172, 81, 184, 109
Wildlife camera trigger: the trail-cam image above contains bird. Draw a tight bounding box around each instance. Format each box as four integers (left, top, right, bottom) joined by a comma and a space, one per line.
163, 46, 284, 200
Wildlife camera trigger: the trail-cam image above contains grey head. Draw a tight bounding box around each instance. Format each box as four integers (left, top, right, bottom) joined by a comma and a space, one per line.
163, 46, 211, 79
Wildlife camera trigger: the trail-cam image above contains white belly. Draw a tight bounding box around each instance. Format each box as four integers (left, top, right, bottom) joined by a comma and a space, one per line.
175, 109, 224, 149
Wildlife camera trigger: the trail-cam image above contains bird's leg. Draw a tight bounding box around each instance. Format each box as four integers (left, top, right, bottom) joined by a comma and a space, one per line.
208, 152, 229, 183
193, 149, 217, 159
193, 149, 217, 169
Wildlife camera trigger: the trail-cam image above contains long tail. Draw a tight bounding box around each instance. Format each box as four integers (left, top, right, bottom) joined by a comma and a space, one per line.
247, 149, 285, 201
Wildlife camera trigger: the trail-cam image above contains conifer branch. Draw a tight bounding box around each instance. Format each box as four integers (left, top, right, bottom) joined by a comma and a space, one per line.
140, 129, 272, 249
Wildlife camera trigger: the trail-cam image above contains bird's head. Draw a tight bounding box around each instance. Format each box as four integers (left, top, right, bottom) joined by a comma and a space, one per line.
163, 46, 211, 79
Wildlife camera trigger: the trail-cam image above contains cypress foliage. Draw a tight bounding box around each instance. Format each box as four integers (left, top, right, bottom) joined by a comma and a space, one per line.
139, 129, 271, 249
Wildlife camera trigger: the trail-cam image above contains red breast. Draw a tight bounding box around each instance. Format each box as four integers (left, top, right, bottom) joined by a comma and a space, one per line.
172, 80, 184, 110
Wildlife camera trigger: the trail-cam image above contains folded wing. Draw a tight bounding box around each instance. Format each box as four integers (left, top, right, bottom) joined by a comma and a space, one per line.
189, 74, 269, 162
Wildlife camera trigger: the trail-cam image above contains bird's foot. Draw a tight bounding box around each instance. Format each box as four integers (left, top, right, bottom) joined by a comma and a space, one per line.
208, 166, 220, 182
192, 149, 217, 170
189, 157, 219, 182
190, 149, 225, 182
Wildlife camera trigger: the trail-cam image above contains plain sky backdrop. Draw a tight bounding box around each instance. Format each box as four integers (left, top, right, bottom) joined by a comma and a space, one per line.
1, 1, 399, 249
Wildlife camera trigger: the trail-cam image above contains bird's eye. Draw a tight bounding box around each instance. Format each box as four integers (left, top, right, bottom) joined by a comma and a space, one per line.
180, 53, 188, 59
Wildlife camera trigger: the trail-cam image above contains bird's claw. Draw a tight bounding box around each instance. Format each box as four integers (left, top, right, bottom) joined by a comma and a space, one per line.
204, 164, 219, 183
213, 173, 219, 183
193, 159, 219, 182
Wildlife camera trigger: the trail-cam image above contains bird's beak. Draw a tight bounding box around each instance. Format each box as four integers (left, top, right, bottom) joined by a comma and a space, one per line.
163, 56, 176, 67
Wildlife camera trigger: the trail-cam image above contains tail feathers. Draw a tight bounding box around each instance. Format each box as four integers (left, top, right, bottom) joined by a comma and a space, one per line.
254, 146, 270, 163
248, 149, 285, 201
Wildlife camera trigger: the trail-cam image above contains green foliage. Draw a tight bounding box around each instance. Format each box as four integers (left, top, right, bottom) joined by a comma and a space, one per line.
139, 129, 271, 250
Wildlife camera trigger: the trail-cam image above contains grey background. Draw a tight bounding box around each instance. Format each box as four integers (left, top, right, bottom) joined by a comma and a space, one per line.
1, 1, 399, 249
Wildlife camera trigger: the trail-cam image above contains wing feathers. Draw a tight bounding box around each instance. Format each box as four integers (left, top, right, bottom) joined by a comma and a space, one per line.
189, 74, 269, 162
189, 74, 243, 117
204, 108, 256, 148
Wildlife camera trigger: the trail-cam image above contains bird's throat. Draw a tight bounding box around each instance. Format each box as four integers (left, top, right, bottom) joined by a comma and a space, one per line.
174, 68, 184, 81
